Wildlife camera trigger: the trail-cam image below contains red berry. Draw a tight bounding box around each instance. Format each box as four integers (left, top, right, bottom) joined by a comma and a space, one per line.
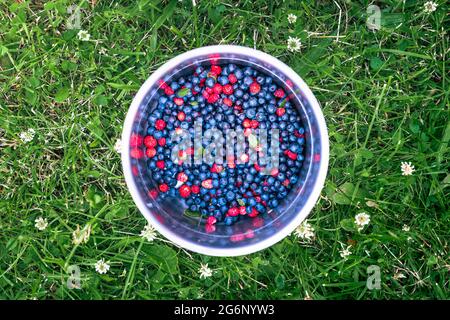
227, 207, 239, 217
228, 73, 237, 84
239, 206, 247, 215
213, 83, 223, 94
201, 179, 213, 189
158, 137, 166, 146
130, 148, 144, 159
223, 84, 233, 95
177, 111, 186, 121
177, 172, 188, 182
270, 168, 279, 176
242, 118, 251, 128
210, 163, 223, 173
248, 208, 259, 218
191, 185, 200, 194
207, 93, 219, 104
282, 179, 290, 187
208, 53, 221, 65
210, 65, 222, 75
276, 108, 286, 117
164, 87, 174, 95
294, 130, 304, 138
250, 120, 259, 129
144, 135, 157, 148
179, 185, 191, 198
159, 183, 169, 193
159, 80, 168, 89
205, 87, 213, 94
146, 147, 156, 158
174, 97, 184, 106
205, 224, 216, 233
254, 163, 261, 172
206, 216, 217, 225
156, 160, 165, 169
155, 119, 166, 130
202, 90, 210, 99
223, 97, 233, 106
148, 189, 158, 199
244, 128, 252, 137
285, 150, 297, 160
249, 82, 261, 94
274, 89, 285, 98
130, 134, 143, 147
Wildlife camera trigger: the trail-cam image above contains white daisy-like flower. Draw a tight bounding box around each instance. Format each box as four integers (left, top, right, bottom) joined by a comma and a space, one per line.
287, 36, 301, 52
402, 224, 410, 232
294, 219, 315, 241
94, 259, 110, 274
77, 30, 91, 41
72, 224, 91, 245
423, 1, 437, 13
114, 139, 122, 153
287, 13, 297, 24
199, 263, 213, 279
99, 47, 107, 55
339, 245, 352, 259
35, 217, 48, 231
400, 162, 415, 176
354, 212, 371, 231
19, 128, 35, 143
140, 224, 157, 242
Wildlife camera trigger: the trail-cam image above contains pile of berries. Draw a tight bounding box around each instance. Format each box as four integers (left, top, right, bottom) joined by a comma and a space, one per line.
132, 62, 305, 230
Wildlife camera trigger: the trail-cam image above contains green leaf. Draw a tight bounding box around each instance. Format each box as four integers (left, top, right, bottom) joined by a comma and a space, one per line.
54, 87, 70, 103
153, 0, 177, 30
177, 87, 190, 97
184, 210, 202, 218
340, 218, 357, 232
370, 57, 383, 71
237, 199, 245, 206
332, 182, 358, 205
142, 244, 179, 274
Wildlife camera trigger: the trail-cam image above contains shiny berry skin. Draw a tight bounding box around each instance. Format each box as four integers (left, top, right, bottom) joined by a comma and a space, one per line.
249, 82, 261, 94
179, 185, 191, 198
222, 84, 233, 95
130, 134, 143, 147
177, 111, 186, 121
276, 108, 286, 117
248, 207, 259, 217
155, 119, 166, 130
158, 137, 166, 146
227, 207, 240, 217
130, 148, 144, 159
213, 83, 223, 94
159, 183, 169, 192
242, 118, 251, 128
146, 147, 156, 158
177, 172, 188, 182
250, 120, 259, 129
173, 97, 184, 106
210, 65, 222, 75
285, 150, 297, 160
274, 89, 285, 98
223, 97, 233, 106
239, 206, 247, 215
144, 135, 157, 148
207, 93, 219, 104
228, 73, 237, 84
206, 216, 217, 225
201, 179, 213, 189
164, 87, 174, 95
156, 160, 165, 169
148, 189, 158, 199
191, 185, 200, 194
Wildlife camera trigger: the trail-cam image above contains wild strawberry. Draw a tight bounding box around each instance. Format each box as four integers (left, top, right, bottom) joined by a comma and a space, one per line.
239, 206, 247, 215
173, 97, 184, 106
205, 87, 213, 94
156, 160, 165, 169
205, 224, 216, 233
250, 120, 259, 129
179, 185, 191, 198
177, 172, 188, 182
207, 93, 219, 104
285, 150, 297, 160
130, 134, 143, 147
222, 84, 233, 95
270, 168, 279, 177
249, 82, 261, 94
213, 83, 223, 94
274, 89, 285, 98
148, 189, 158, 199
254, 163, 261, 172
202, 90, 210, 99
210, 163, 223, 173
201, 179, 213, 189
164, 87, 174, 95
159, 183, 169, 193
227, 207, 239, 217
158, 137, 166, 146
206, 216, 217, 225
282, 179, 290, 187
155, 119, 166, 130
228, 73, 237, 84
130, 148, 144, 159
294, 130, 304, 138
276, 108, 286, 117
177, 111, 186, 121
191, 185, 200, 194
158, 80, 168, 89
242, 118, 251, 128
223, 97, 233, 106
210, 65, 222, 75
146, 147, 156, 158
248, 207, 259, 218
144, 135, 157, 148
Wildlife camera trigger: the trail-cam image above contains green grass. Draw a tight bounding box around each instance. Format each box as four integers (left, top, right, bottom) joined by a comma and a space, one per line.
0, 0, 448, 300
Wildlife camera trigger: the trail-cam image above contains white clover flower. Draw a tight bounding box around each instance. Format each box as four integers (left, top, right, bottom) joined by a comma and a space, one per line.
35, 217, 48, 231
199, 263, 213, 279
287, 36, 301, 52
140, 224, 157, 242
287, 13, 297, 24
401, 162, 415, 176
99, 47, 108, 55
339, 245, 352, 259
423, 1, 437, 13
114, 139, 122, 153
77, 30, 91, 41
354, 212, 371, 231
402, 224, 410, 232
19, 128, 35, 143
95, 259, 110, 274
72, 224, 91, 245
294, 219, 315, 241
